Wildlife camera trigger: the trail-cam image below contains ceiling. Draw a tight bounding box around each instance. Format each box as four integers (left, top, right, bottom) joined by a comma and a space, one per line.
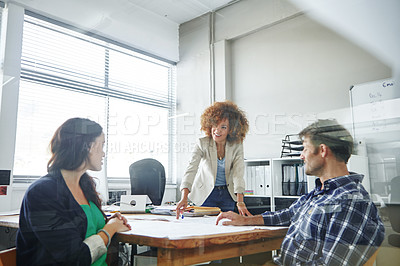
10, 0, 237, 25
126, 0, 236, 24
7, 0, 238, 61
7, 0, 399, 68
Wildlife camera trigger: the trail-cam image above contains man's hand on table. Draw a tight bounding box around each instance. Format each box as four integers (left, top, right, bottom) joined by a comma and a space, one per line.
216, 211, 265, 226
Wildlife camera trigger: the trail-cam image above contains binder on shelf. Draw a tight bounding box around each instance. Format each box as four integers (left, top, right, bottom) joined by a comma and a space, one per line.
255, 165, 264, 195
296, 164, 307, 195
251, 165, 256, 194
245, 166, 252, 192
282, 164, 291, 196
282, 163, 308, 197
264, 164, 271, 196
245, 160, 271, 196
289, 165, 296, 196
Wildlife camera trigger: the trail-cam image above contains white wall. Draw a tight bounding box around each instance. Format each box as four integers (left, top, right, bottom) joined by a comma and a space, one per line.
0, 3, 24, 212
176, 0, 392, 197
231, 13, 391, 159
290, 0, 400, 84
176, 0, 303, 188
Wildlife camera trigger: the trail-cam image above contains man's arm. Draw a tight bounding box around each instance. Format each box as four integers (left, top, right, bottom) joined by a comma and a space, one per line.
216, 211, 264, 226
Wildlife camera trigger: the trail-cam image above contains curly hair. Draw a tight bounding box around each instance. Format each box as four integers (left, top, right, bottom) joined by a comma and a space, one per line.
201, 101, 249, 143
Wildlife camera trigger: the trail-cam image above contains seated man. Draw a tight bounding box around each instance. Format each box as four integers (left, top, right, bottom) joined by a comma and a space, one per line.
216, 119, 384, 265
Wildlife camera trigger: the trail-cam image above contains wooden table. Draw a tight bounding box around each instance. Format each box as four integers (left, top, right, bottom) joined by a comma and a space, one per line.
108, 214, 288, 266
0, 215, 19, 229
0, 214, 288, 266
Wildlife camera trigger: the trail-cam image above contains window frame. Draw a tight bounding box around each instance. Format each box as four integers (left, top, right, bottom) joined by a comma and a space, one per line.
13, 11, 177, 185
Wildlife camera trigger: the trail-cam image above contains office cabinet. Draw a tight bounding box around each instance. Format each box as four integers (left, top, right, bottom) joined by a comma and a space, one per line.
243, 159, 272, 215
246, 155, 370, 212
234, 195, 271, 215
245, 158, 311, 211
271, 158, 315, 211
244, 159, 272, 196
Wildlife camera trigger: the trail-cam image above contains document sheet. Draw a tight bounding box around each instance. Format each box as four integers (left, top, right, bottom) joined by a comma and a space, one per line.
121, 214, 286, 239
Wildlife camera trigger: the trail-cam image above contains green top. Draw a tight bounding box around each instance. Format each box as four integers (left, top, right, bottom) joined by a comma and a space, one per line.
81, 201, 107, 266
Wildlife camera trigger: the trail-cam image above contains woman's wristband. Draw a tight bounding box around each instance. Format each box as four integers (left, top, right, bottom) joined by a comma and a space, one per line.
98, 229, 111, 248
236, 202, 245, 207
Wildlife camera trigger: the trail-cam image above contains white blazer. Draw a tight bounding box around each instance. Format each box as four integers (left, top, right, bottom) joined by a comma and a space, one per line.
180, 136, 246, 206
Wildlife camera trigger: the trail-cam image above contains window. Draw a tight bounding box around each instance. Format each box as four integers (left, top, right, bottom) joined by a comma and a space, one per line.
0, 2, 3, 36
13, 13, 176, 184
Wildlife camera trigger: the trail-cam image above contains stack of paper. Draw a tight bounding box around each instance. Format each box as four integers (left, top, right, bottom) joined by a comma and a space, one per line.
181, 206, 221, 216
150, 206, 221, 216
150, 205, 177, 215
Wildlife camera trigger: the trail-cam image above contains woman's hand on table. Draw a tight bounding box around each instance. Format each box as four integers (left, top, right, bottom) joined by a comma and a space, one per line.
107, 212, 131, 233
176, 188, 189, 219
175, 198, 188, 219
237, 202, 252, 216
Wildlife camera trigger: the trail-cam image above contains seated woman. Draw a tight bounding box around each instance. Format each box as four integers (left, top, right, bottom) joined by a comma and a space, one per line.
17, 117, 131, 265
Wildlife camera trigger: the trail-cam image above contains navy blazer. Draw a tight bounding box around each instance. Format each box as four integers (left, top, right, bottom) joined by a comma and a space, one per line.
17, 170, 93, 265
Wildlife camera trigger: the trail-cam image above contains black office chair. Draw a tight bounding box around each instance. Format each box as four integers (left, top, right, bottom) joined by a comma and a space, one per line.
129, 158, 166, 206
129, 159, 166, 263
387, 176, 400, 247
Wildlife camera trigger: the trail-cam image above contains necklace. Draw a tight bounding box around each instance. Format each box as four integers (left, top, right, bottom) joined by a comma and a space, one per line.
217, 150, 225, 160
216, 143, 226, 160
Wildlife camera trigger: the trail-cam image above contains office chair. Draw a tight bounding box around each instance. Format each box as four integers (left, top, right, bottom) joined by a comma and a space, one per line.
387, 176, 400, 247
363, 247, 380, 266
129, 158, 166, 206
129, 159, 166, 263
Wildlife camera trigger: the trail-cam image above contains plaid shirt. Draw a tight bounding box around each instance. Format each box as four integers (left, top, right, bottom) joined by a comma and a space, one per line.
262, 173, 384, 265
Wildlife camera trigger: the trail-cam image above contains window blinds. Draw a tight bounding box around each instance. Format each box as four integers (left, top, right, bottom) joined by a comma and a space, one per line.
14, 12, 176, 183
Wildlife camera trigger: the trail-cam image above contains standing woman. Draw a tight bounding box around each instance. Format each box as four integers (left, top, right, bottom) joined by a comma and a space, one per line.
17, 118, 131, 265
176, 101, 251, 218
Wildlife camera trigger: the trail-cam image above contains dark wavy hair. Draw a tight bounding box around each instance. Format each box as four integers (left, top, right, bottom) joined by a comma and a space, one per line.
47, 118, 106, 218
299, 119, 354, 163
201, 101, 249, 143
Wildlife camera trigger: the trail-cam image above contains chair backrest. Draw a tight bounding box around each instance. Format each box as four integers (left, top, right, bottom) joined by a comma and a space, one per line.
386, 203, 400, 233
363, 247, 380, 266
129, 158, 166, 206
0, 247, 16, 266
390, 176, 400, 203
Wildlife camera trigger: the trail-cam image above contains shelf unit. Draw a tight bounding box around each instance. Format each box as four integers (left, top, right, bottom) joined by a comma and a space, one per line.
244, 159, 272, 196
271, 158, 315, 211
245, 155, 371, 212
245, 158, 313, 211
243, 159, 272, 215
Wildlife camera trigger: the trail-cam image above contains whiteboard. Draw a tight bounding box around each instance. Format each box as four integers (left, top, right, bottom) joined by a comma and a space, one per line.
350, 79, 399, 135
350, 79, 398, 107
349, 78, 400, 198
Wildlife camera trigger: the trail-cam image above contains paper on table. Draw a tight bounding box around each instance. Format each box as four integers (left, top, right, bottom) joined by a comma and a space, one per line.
150, 205, 176, 215
0, 210, 19, 216
102, 205, 120, 213
122, 215, 286, 239
151, 206, 221, 216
